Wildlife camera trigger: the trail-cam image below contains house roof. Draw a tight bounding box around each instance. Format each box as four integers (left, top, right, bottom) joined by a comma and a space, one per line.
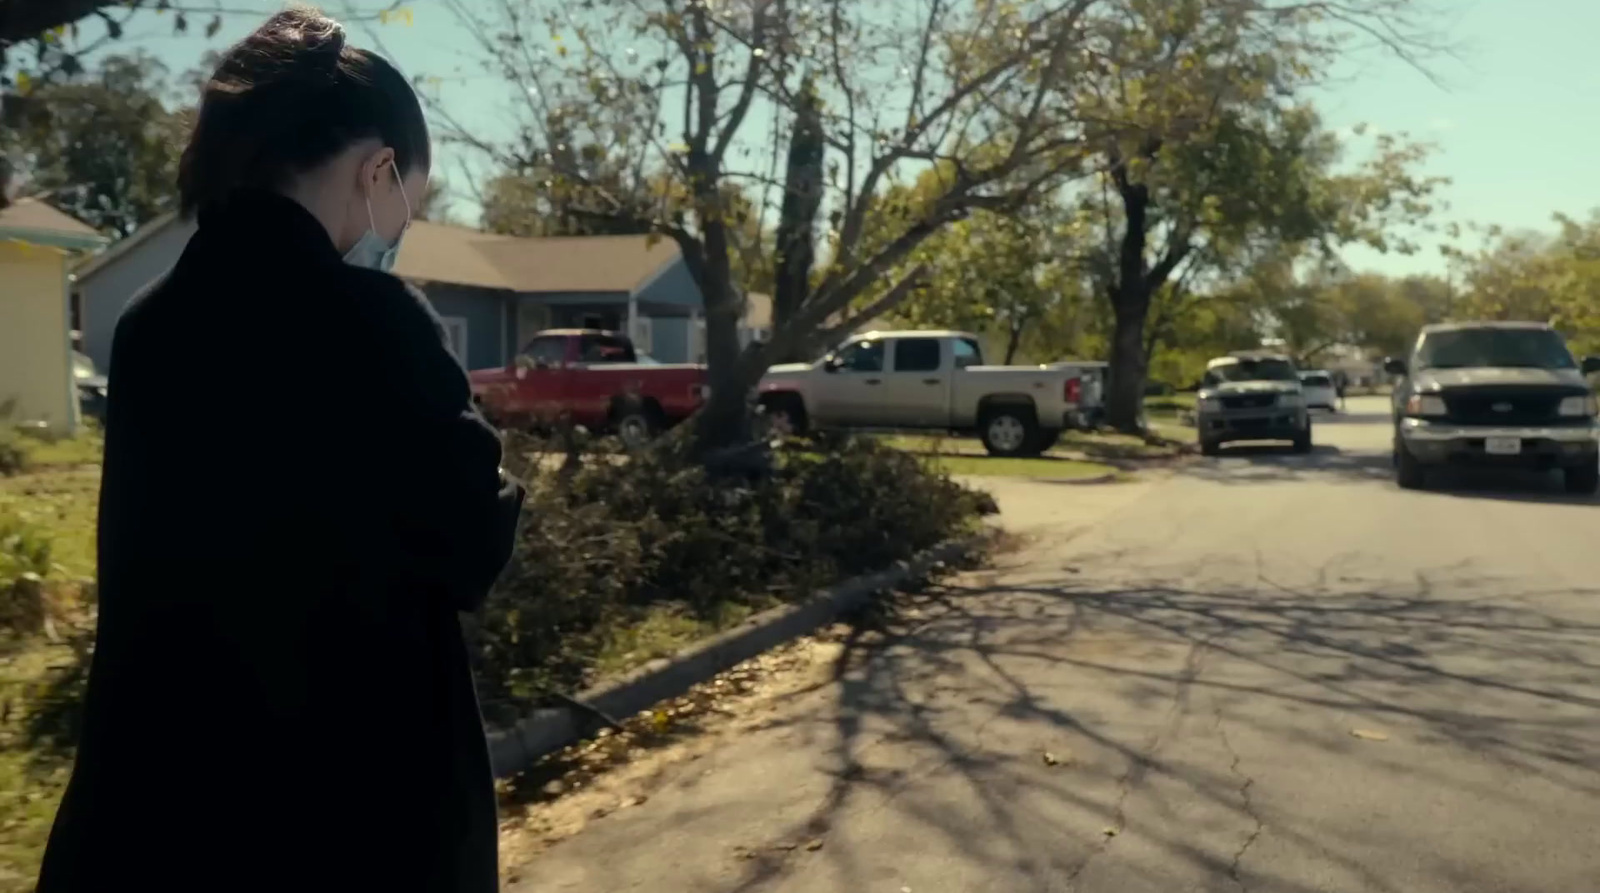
393, 221, 680, 294
389, 220, 522, 290
63, 210, 685, 295
474, 232, 680, 293
74, 211, 183, 282
0, 198, 107, 251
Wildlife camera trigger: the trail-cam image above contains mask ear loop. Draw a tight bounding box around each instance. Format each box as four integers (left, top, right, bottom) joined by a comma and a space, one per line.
363, 159, 411, 237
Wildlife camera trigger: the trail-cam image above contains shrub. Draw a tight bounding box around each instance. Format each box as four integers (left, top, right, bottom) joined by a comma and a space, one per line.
0, 430, 25, 477
0, 512, 51, 584
471, 431, 986, 724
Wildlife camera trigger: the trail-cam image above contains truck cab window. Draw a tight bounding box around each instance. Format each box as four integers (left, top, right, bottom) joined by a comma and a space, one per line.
893, 338, 943, 373
521, 337, 567, 366
953, 338, 983, 369
835, 340, 885, 372
578, 335, 637, 364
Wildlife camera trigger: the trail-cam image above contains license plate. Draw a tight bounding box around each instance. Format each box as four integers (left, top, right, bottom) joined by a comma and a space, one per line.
1484, 436, 1521, 455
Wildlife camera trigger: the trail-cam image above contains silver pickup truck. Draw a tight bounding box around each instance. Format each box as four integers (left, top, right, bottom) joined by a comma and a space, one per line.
756, 330, 1083, 456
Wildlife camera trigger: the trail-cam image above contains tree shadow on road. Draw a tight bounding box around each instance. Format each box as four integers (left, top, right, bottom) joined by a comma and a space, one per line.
1176, 443, 1599, 505
1179, 443, 1395, 487
717, 550, 1600, 893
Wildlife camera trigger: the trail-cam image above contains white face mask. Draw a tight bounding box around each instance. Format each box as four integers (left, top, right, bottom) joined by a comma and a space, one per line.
343, 161, 410, 272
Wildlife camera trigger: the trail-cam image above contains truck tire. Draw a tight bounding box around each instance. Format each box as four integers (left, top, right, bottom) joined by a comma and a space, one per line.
1292, 423, 1313, 454
1200, 437, 1221, 456
1395, 444, 1427, 490
980, 405, 1040, 457
612, 401, 662, 450
1564, 461, 1599, 495
758, 394, 808, 438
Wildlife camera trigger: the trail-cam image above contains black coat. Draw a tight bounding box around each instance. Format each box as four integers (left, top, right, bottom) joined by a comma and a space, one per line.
38, 191, 525, 892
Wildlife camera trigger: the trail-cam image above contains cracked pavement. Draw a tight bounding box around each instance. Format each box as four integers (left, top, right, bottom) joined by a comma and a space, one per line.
510, 397, 1600, 893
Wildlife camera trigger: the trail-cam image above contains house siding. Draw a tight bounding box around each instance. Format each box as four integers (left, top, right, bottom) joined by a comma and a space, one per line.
0, 243, 77, 431
536, 291, 632, 308
419, 283, 507, 372
77, 217, 197, 373
649, 316, 690, 363
633, 257, 702, 307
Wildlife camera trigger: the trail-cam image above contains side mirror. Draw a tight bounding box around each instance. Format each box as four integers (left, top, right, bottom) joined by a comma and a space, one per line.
822, 356, 841, 373
1581, 356, 1600, 375
1383, 357, 1407, 376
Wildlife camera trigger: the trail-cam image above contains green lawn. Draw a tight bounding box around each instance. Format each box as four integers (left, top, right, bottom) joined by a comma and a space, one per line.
877, 435, 1118, 479
1143, 393, 1197, 414
0, 469, 100, 583
1059, 428, 1188, 460
880, 427, 1189, 464
1, 460, 99, 891
0, 642, 79, 892
15, 431, 104, 470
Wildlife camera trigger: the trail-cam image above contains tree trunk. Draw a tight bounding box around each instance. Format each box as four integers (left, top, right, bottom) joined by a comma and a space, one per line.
769, 81, 823, 361
1105, 169, 1154, 434
1104, 281, 1152, 433
693, 220, 750, 453
1003, 321, 1024, 365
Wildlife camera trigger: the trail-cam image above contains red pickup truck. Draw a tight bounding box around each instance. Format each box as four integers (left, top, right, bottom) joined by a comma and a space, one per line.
468, 329, 707, 446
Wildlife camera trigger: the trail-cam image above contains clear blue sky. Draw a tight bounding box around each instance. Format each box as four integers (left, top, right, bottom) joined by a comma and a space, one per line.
62, 0, 1600, 279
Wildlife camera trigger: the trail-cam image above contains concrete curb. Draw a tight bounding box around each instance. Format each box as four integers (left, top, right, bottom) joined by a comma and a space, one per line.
486, 533, 989, 777
1037, 472, 1121, 485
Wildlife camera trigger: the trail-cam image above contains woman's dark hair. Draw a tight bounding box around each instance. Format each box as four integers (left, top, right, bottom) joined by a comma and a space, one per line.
177, 6, 430, 216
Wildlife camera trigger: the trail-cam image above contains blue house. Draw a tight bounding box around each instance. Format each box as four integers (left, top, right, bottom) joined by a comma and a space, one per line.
390, 221, 708, 369
73, 215, 753, 374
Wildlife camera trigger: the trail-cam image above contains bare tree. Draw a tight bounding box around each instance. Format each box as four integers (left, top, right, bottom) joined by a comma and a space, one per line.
440, 0, 1111, 453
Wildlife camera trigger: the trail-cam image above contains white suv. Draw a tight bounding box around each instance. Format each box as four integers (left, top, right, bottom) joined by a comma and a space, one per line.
1299, 371, 1338, 411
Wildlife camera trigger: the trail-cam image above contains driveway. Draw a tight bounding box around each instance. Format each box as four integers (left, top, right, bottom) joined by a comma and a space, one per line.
511, 396, 1600, 893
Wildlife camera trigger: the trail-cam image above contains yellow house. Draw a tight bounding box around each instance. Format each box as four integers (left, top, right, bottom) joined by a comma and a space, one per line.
0, 199, 108, 434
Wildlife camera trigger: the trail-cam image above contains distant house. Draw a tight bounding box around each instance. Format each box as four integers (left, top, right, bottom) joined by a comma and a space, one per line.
73, 211, 196, 376
73, 214, 724, 373
1309, 343, 1382, 388
0, 199, 109, 433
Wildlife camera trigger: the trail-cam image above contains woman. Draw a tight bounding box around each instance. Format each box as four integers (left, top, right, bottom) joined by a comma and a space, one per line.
38, 10, 523, 892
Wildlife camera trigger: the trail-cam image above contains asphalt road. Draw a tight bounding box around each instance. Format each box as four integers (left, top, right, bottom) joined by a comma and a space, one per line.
513, 397, 1600, 893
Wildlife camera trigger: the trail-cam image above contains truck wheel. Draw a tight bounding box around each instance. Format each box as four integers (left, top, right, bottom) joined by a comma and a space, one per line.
1200, 437, 1221, 456
1035, 429, 1062, 453
1292, 424, 1313, 454
1564, 461, 1599, 495
1395, 444, 1427, 490
758, 394, 808, 438
613, 404, 661, 450
980, 406, 1039, 457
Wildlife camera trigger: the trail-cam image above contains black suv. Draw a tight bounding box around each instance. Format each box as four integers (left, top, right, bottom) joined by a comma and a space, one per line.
1386, 322, 1600, 494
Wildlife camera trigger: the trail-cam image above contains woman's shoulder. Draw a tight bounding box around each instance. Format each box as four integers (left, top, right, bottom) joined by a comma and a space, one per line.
337, 265, 448, 346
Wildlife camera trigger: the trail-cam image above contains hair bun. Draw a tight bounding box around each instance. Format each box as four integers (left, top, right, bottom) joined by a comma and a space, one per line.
260, 7, 346, 73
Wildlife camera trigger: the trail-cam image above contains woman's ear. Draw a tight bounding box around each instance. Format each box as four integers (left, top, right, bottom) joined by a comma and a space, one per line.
358, 145, 397, 192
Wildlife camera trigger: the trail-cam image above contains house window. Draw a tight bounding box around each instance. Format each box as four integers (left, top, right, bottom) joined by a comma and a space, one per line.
438, 316, 469, 365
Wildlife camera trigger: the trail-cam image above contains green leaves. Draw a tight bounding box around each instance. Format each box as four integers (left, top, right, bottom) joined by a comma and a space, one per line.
1448, 212, 1600, 354
3, 52, 187, 238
